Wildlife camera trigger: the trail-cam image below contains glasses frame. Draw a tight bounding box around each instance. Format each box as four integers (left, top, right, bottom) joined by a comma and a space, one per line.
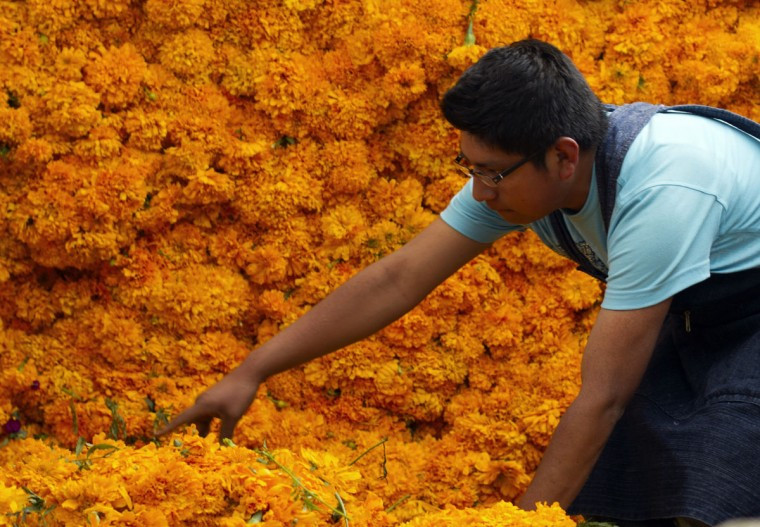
454, 150, 544, 187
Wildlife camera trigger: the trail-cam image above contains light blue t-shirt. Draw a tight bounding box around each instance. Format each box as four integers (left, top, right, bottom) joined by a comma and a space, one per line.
440, 112, 760, 310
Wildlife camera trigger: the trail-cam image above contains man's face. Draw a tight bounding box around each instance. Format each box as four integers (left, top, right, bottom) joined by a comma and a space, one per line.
458, 132, 570, 225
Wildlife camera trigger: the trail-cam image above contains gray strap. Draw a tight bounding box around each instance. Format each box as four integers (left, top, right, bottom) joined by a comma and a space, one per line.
549, 102, 760, 282
665, 105, 760, 139
596, 103, 665, 232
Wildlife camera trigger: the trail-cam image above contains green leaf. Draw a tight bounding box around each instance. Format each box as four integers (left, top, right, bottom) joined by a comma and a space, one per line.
247, 511, 264, 524
463, 0, 479, 45
266, 392, 288, 409
62, 386, 83, 401
272, 136, 297, 149
6, 90, 20, 108
105, 398, 127, 441
86, 443, 119, 458
17, 356, 30, 371
75, 437, 86, 456
385, 494, 411, 513
70, 399, 79, 437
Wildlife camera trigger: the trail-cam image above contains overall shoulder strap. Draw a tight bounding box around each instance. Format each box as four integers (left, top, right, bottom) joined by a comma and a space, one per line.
595, 103, 760, 233
663, 104, 760, 139
548, 102, 663, 281
548, 211, 608, 281
549, 102, 760, 282
595, 102, 665, 232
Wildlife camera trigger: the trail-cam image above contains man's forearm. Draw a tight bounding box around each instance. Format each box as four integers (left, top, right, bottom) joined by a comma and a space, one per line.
238, 254, 435, 382
235, 218, 488, 384
517, 393, 622, 509
517, 301, 672, 510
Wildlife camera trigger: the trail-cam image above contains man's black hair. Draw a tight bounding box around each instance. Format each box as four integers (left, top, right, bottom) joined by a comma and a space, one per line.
441, 39, 608, 167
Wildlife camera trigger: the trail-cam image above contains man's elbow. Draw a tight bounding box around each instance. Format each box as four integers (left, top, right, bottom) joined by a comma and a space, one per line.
574, 386, 632, 428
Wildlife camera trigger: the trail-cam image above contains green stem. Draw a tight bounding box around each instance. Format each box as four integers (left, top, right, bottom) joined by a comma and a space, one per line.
385, 494, 411, 513
464, 0, 480, 45
254, 449, 350, 521
69, 400, 79, 437
347, 437, 388, 466
335, 491, 349, 527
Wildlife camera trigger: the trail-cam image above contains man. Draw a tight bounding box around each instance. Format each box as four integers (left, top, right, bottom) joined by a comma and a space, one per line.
160, 40, 760, 525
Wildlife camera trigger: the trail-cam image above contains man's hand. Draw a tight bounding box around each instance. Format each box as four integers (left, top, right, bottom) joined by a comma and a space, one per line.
155, 219, 489, 441
156, 367, 262, 440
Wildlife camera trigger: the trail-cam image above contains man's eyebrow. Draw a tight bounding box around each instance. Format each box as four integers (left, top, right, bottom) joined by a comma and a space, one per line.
472, 159, 500, 169
459, 152, 498, 169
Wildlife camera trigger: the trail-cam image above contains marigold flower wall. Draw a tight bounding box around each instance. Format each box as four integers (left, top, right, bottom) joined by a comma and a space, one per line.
0, 0, 758, 524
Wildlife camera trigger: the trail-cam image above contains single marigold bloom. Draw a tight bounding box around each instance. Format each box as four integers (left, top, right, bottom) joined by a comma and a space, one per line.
43, 81, 101, 139
144, 0, 206, 30
55, 47, 88, 81
0, 107, 33, 146
84, 44, 148, 110
446, 43, 487, 70
25, 0, 79, 33
0, 482, 28, 515
73, 125, 123, 163
220, 50, 257, 97
159, 29, 216, 82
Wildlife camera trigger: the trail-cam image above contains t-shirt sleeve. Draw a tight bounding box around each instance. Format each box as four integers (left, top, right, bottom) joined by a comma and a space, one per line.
439, 179, 522, 243
602, 184, 724, 310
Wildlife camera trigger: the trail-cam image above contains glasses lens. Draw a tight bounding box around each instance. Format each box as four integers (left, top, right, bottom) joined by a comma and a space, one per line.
454, 154, 498, 187
473, 172, 498, 187
454, 164, 471, 177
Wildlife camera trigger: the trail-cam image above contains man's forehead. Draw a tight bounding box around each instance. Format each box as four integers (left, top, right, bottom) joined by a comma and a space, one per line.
459, 134, 517, 167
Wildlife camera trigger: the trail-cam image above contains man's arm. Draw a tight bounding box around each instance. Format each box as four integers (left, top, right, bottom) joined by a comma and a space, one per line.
238, 218, 489, 381
517, 298, 672, 509
159, 218, 490, 439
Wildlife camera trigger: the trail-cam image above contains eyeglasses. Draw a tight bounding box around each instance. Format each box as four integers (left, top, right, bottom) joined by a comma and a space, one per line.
454, 150, 543, 187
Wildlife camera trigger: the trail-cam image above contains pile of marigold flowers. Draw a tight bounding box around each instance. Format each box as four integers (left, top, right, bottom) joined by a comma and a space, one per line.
0, 0, 758, 525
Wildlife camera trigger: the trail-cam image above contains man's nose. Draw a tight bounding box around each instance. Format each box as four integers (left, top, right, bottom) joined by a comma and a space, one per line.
471, 177, 498, 202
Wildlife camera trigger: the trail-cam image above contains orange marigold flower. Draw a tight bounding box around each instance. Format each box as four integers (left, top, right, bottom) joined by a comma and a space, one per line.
0, 482, 28, 515
124, 109, 169, 151
446, 44, 487, 71
221, 49, 257, 98
144, 0, 206, 30
84, 44, 148, 110
0, 107, 32, 146
43, 81, 101, 139
381, 61, 428, 108
182, 168, 235, 206
399, 500, 575, 526
159, 29, 216, 82
25, 0, 79, 33
122, 264, 251, 333
73, 125, 123, 163
55, 47, 88, 81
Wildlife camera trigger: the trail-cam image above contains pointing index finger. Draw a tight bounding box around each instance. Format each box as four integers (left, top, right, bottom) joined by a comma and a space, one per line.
156, 405, 205, 437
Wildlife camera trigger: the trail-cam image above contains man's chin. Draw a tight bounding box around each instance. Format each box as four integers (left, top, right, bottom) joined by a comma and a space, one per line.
497, 210, 531, 224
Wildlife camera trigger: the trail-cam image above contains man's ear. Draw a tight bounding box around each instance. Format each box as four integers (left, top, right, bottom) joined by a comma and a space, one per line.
553, 137, 580, 181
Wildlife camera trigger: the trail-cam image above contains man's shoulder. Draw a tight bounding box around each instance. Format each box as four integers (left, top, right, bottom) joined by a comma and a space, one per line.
616, 111, 756, 199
